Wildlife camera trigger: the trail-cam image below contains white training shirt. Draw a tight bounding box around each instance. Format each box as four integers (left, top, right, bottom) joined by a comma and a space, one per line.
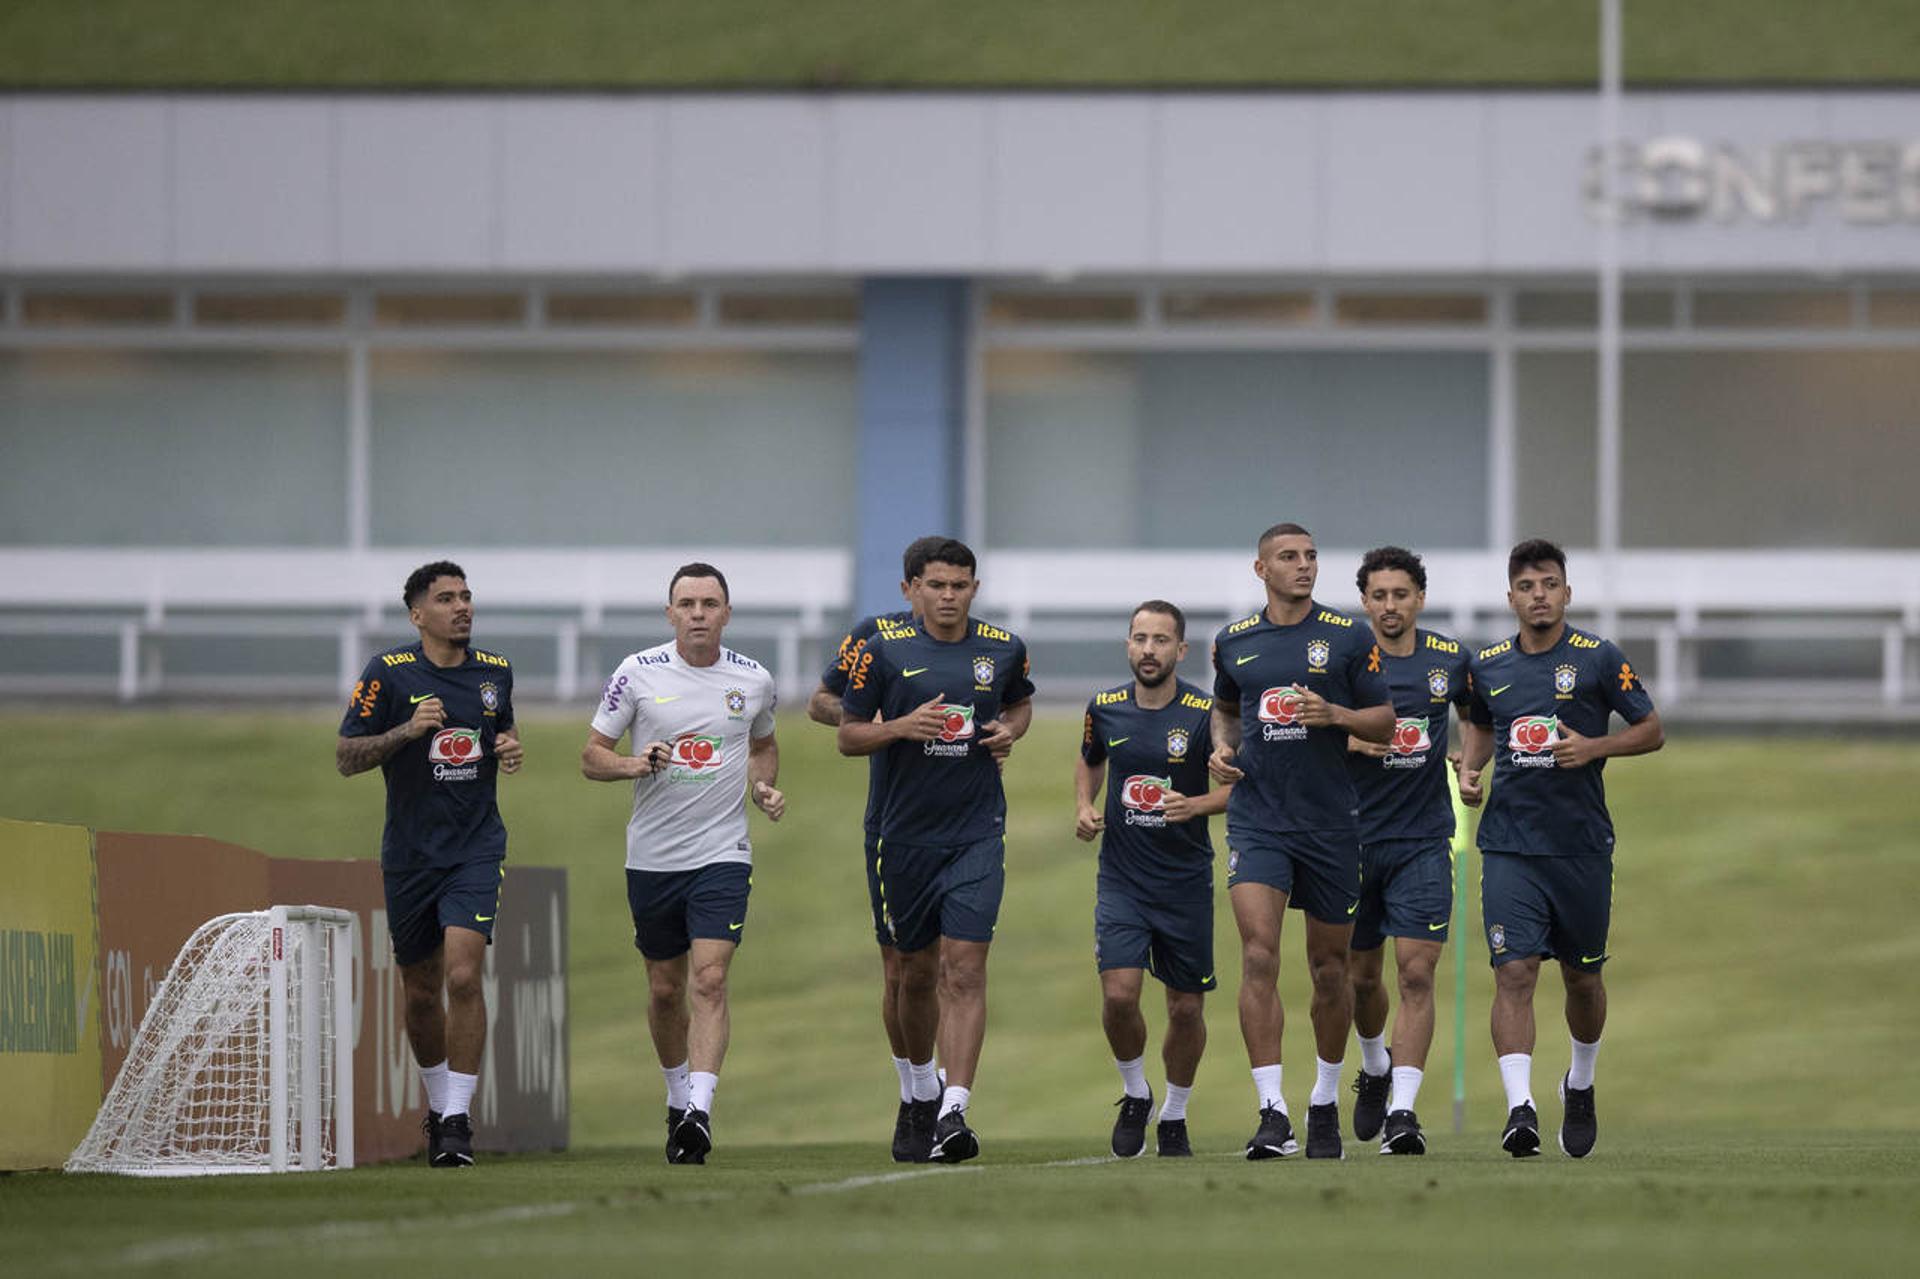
590, 642, 778, 873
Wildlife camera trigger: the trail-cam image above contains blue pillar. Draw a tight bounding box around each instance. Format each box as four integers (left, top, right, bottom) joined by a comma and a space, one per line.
854, 278, 967, 619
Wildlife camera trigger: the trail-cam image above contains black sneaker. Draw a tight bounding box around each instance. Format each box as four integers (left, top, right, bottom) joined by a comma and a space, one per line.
670, 1107, 712, 1165
1305, 1102, 1344, 1159
1351, 1068, 1390, 1141
1244, 1105, 1298, 1159
432, 1112, 473, 1167
1501, 1102, 1541, 1157
1381, 1108, 1427, 1155
1558, 1073, 1597, 1158
891, 1100, 919, 1163
664, 1106, 685, 1162
1156, 1119, 1193, 1157
421, 1109, 443, 1163
928, 1106, 979, 1163
905, 1098, 939, 1163
1110, 1090, 1153, 1158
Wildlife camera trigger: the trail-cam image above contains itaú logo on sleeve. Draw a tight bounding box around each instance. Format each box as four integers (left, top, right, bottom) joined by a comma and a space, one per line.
1120, 775, 1172, 828
1257, 685, 1309, 741
1384, 717, 1432, 769
1508, 716, 1560, 768
925, 704, 976, 757
428, 727, 483, 780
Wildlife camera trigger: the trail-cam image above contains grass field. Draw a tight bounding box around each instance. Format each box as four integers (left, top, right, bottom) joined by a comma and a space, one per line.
5, 0, 1920, 88
2, 709, 1918, 1271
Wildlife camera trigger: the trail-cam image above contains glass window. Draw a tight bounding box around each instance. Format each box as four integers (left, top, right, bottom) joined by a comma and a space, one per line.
545, 292, 698, 327
1690, 290, 1850, 329
375, 293, 525, 327
1335, 294, 1486, 326
1514, 290, 1675, 328
715, 293, 859, 327
195, 293, 345, 327
1513, 352, 1600, 548
986, 293, 1140, 326
22, 292, 173, 327
1162, 291, 1315, 326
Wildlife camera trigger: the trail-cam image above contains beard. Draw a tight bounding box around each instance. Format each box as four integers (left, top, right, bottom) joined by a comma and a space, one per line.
1131, 662, 1174, 688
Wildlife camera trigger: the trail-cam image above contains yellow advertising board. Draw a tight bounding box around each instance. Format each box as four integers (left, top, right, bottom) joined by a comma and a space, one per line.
0, 819, 103, 1169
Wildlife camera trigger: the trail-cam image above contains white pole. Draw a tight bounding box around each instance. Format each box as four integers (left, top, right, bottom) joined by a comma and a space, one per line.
1598, 0, 1623, 631
333, 915, 356, 1170
300, 918, 323, 1170
268, 906, 289, 1174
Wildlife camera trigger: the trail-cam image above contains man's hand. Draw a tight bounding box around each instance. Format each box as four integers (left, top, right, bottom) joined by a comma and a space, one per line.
751, 780, 786, 821
1161, 791, 1199, 823
405, 696, 446, 738
1074, 803, 1105, 842
494, 730, 523, 774
1551, 725, 1603, 769
895, 693, 952, 743
978, 718, 1016, 762
636, 739, 672, 778
1348, 733, 1389, 759
1208, 743, 1244, 783
1454, 757, 1485, 807
1295, 688, 1337, 728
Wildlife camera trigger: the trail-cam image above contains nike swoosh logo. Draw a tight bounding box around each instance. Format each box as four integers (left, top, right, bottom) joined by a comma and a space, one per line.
1428, 922, 1447, 932
1487, 684, 1513, 697
1580, 953, 1606, 964
1347, 900, 1359, 916
475, 915, 492, 922
728, 921, 744, 931
1200, 974, 1213, 984
1107, 737, 1129, 747
1235, 654, 1259, 666
902, 667, 930, 677
409, 693, 434, 704
653, 695, 681, 704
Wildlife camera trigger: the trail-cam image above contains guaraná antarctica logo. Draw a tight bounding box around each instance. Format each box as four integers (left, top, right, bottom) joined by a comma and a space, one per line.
1120, 774, 1173, 827
925, 703, 976, 757
428, 727, 483, 780
1257, 685, 1310, 741
1386, 716, 1432, 768
1508, 715, 1560, 767
670, 734, 726, 779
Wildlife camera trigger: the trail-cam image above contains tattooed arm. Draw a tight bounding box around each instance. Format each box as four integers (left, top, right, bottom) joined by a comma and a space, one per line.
337, 698, 443, 776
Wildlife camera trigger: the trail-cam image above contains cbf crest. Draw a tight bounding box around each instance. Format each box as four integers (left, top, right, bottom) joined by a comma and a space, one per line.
1554, 665, 1578, 698
1306, 639, 1331, 671
972, 655, 996, 687
1166, 727, 1191, 761
724, 687, 747, 717
1427, 668, 1450, 700
479, 682, 500, 713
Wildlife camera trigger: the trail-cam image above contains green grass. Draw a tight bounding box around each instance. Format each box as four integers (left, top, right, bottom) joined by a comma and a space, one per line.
5, 1, 1919, 88
2, 712, 1919, 1271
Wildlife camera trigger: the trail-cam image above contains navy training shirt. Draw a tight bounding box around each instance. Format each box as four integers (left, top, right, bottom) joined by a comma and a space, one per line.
1212, 603, 1391, 836
822, 610, 916, 835
339, 641, 515, 870
1349, 629, 1474, 845
1467, 626, 1656, 857
840, 617, 1035, 847
1081, 679, 1218, 901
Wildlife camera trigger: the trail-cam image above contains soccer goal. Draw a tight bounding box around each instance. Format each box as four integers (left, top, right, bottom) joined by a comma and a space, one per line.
68, 905, 357, 1176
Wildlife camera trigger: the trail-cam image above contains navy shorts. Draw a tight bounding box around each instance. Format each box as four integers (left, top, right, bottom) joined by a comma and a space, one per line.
1352, 837, 1455, 951
382, 856, 504, 967
626, 861, 752, 962
875, 836, 1005, 954
863, 829, 891, 948
1094, 881, 1216, 994
1223, 826, 1361, 925
1480, 851, 1612, 972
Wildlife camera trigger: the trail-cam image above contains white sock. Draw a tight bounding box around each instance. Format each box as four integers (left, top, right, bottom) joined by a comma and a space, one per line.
910, 1059, 941, 1103
1569, 1037, 1601, 1090
443, 1069, 477, 1119
689, 1070, 718, 1113
662, 1060, 690, 1111
1498, 1052, 1534, 1110
1389, 1065, 1424, 1114
1309, 1057, 1343, 1107
892, 1055, 914, 1104
1357, 1032, 1390, 1076
419, 1060, 449, 1114
1251, 1064, 1285, 1112
1115, 1054, 1150, 1100
941, 1084, 971, 1116
1159, 1084, 1192, 1123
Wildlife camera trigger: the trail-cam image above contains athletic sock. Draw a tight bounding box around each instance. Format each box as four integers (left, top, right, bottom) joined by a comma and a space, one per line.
1309, 1057, 1343, 1107
910, 1059, 941, 1103
1251, 1064, 1285, 1112
1357, 1032, 1390, 1076
1389, 1065, 1424, 1114
662, 1060, 690, 1112
688, 1071, 719, 1114
1159, 1084, 1193, 1123
419, 1060, 449, 1114
892, 1055, 914, 1104
940, 1084, 971, 1116
1498, 1053, 1534, 1111
1568, 1037, 1601, 1090
1115, 1054, 1151, 1100
443, 1070, 477, 1119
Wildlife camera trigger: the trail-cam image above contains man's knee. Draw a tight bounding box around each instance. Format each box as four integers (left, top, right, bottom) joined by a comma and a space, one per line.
1398, 956, 1437, 1002
898, 948, 939, 997
1561, 965, 1605, 1000
938, 946, 988, 1000
646, 963, 686, 1009
1240, 935, 1280, 985
1493, 958, 1540, 998
689, 960, 729, 1007
1166, 991, 1205, 1030
400, 960, 443, 1015
443, 955, 483, 1004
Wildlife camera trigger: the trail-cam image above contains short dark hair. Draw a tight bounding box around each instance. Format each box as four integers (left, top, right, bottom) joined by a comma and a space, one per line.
1131, 599, 1187, 640
920, 538, 977, 576
1357, 546, 1427, 594
902, 535, 951, 582
403, 560, 466, 609
669, 561, 730, 603
1507, 538, 1567, 582
1257, 522, 1312, 551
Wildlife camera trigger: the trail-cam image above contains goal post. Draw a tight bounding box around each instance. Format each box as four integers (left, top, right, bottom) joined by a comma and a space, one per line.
67, 905, 358, 1176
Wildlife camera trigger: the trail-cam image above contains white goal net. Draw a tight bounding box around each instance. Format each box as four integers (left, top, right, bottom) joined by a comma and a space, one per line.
67, 905, 357, 1176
